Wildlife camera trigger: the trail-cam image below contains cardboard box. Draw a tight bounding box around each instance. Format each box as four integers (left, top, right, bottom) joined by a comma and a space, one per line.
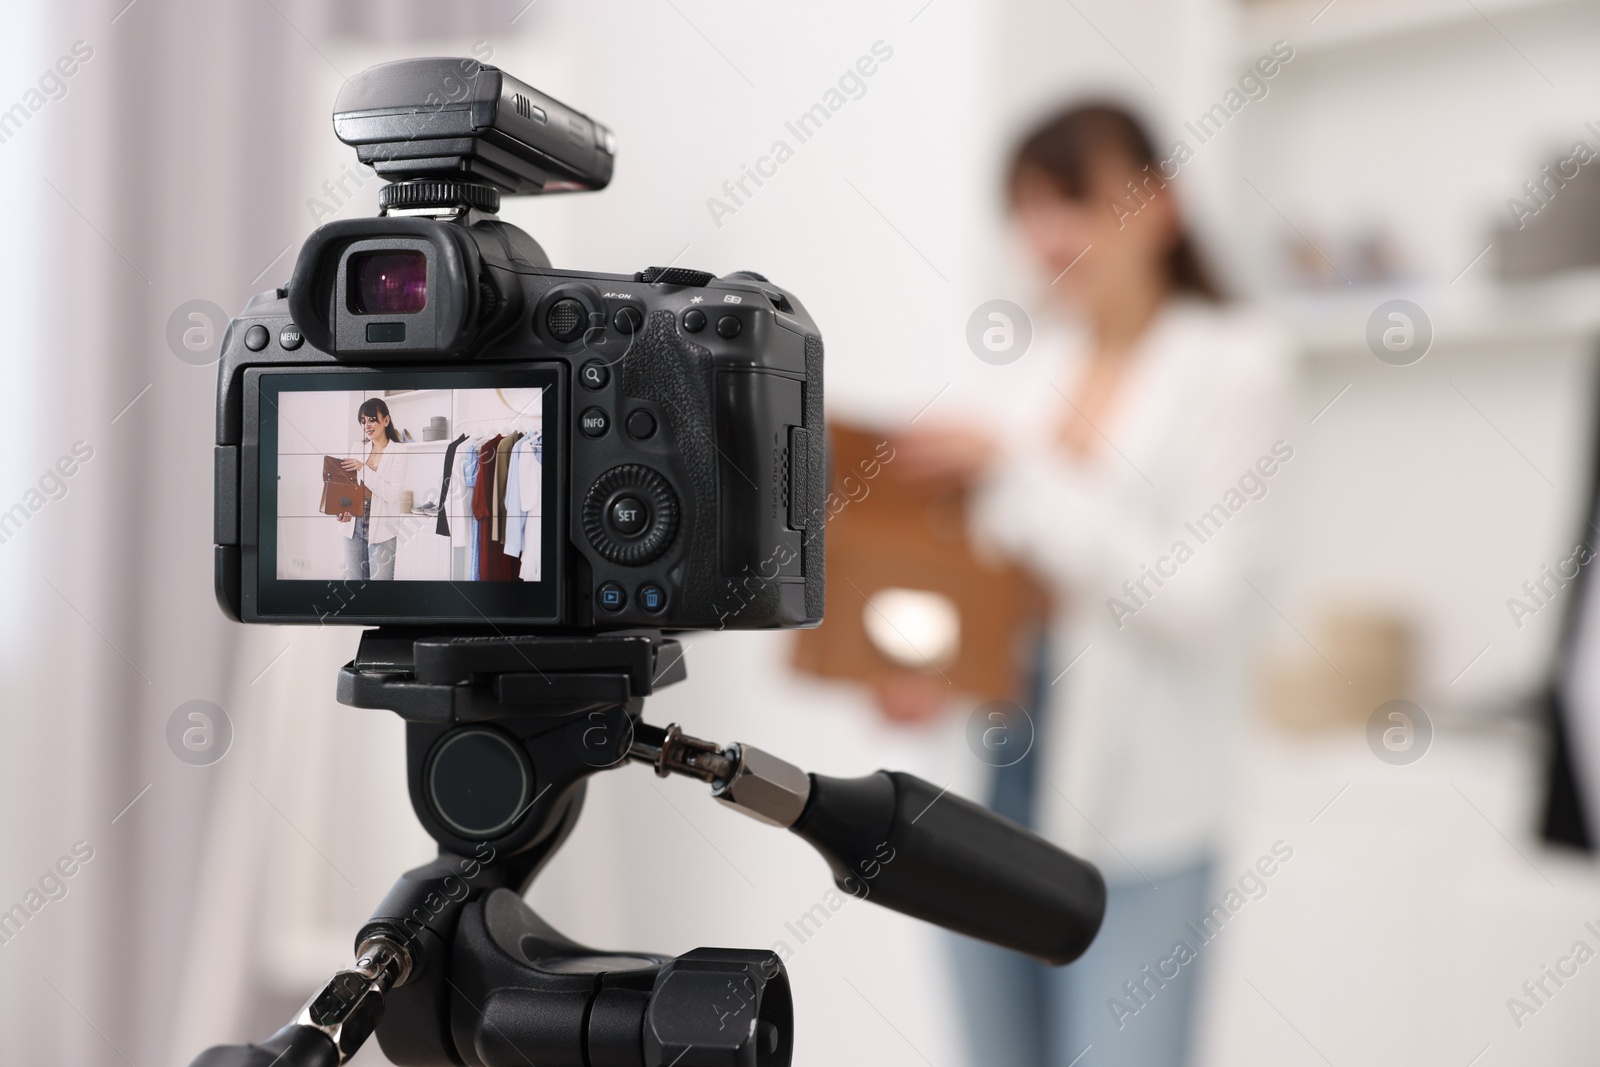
791, 422, 1048, 702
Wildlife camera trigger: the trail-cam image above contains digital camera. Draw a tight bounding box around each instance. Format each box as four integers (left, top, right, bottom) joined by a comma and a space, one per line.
213, 58, 825, 630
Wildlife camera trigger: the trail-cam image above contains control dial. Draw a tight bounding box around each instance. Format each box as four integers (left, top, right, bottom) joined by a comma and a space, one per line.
582, 465, 679, 566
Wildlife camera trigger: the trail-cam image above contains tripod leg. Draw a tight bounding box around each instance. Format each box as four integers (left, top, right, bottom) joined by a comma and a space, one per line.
186, 936, 409, 1067
186, 849, 506, 1067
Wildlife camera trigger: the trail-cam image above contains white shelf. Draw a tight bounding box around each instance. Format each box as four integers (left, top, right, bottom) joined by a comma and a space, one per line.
1240, 0, 1582, 60
1269, 268, 1600, 356
379, 388, 450, 402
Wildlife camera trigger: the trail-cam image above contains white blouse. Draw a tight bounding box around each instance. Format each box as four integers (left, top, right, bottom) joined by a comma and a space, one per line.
343, 439, 411, 544
970, 299, 1292, 881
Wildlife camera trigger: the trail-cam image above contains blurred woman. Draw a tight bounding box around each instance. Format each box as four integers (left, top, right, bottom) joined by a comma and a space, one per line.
894, 105, 1290, 1066
340, 397, 410, 581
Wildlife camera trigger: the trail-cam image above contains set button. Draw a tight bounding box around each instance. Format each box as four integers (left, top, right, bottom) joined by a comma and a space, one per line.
608, 496, 648, 536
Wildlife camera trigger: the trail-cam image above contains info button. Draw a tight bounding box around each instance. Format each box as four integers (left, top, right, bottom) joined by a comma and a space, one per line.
580, 408, 609, 438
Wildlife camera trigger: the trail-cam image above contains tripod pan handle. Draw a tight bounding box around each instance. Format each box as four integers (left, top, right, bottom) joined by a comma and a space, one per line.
790, 771, 1106, 965
187, 1025, 339, 1067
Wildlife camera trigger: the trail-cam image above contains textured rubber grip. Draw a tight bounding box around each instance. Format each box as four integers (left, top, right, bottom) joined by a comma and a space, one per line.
187, 1025, 339, 1067
790, 771, 1105, 965
617, 309, 825, 629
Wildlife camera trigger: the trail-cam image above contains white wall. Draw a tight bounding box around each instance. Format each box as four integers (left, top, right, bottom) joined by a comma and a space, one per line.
276, 390, 353, 579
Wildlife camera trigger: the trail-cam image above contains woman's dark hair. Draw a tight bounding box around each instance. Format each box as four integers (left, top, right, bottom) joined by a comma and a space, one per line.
1007, 102, 1223, 301
358, 397, 401, 443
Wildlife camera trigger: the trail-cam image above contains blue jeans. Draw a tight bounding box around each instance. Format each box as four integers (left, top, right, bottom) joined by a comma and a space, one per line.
948, 858, 1213, 1067
344, 517, 396, 581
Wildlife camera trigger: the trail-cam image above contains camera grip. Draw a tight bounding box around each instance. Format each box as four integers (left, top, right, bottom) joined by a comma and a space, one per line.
790, 771, 1105, 965
616, 312, 722, 620
618, 310, 826, 627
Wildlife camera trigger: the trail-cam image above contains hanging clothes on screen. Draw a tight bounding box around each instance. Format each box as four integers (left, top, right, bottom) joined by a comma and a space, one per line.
435, 433, 468, 537
504, 431, 542, 580
473, 434, 521, 580
492, 431, 521, 542
520, 430, 542, 581
460, 443, 481, 579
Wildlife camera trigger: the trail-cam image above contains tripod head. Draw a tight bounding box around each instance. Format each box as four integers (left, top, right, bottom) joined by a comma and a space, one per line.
190, 630, 1105, 1066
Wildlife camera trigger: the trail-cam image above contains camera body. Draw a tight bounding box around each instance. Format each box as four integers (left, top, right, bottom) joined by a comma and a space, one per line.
213, 59, 825, 631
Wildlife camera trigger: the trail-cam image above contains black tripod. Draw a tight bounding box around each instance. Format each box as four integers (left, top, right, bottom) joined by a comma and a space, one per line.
190, 630, 1106, 1066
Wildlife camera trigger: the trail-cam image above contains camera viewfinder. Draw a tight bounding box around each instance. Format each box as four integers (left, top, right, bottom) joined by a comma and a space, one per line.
349, 250, 427, 314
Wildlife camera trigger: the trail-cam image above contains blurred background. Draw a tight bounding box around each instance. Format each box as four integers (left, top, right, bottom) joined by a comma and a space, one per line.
3, 0, 1600, 1063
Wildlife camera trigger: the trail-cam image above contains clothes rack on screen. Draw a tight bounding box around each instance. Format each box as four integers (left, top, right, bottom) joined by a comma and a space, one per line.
441, 418, 543, 582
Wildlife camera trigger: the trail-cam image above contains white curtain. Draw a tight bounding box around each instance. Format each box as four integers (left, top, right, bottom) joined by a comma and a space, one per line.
0, 2, 532, 1063
0, 1, 307, 1062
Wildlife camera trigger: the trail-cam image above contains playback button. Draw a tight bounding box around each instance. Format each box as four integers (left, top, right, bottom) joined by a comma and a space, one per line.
597, 582, 626, 612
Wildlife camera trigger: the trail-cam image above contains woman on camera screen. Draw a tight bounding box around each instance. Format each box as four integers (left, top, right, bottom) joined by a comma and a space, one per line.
340, 397, 410, 581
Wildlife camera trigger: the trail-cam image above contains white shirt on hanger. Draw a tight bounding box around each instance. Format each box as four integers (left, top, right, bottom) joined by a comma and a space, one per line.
448, 437, 477, 551
503, 431, 542, 569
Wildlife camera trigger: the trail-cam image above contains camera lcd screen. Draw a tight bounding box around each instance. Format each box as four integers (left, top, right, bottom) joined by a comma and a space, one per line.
251, 368, 563, 623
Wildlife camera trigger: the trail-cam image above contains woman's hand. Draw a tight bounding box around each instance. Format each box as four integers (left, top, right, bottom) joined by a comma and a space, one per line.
889, 423, 1001, 490
340, 458, 362, 473
337, 512, 351, 523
